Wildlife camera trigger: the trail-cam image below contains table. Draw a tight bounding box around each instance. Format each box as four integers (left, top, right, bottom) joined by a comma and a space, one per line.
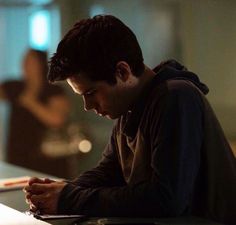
0, 161, 223, 225
0, 161, 79, 225
0, 161, 52, 211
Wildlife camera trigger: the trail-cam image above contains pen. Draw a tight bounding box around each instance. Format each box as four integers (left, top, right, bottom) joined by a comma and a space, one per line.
3, 179, 29, 186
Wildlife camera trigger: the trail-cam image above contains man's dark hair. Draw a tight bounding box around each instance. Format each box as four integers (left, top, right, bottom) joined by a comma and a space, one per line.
48, 15, 144, 84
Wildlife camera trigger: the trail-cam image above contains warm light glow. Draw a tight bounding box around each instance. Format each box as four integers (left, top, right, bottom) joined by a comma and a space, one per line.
78, 139, 92, 153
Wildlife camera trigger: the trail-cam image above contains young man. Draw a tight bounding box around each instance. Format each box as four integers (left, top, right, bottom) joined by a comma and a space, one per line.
24, 15, 236, 224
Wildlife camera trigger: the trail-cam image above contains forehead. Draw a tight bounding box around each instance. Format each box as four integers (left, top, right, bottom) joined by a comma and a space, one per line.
67, 74, 112, 95
67, 75, 94, 93
68, 74, 94, 85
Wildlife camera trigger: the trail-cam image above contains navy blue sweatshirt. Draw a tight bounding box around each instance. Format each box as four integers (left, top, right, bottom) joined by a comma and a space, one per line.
58, 60, 236, 225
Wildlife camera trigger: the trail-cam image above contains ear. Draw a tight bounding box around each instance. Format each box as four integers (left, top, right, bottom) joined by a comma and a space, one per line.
115, 61, 132, 82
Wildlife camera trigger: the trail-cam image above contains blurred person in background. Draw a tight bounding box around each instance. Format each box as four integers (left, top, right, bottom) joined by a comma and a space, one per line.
0, 48, 70, 174
24, 16, 236, 224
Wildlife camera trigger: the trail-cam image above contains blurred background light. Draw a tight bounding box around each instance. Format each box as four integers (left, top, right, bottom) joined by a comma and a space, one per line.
78, 139, 92, 153
89, 4, 104, 18
29, 10, 50, 50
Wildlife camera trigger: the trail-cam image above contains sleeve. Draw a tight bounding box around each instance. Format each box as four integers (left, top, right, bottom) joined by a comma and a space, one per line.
148, 83, 203, 216
58, 82, 203, 217
58, 129, 126, 213
68, 130, 125, 188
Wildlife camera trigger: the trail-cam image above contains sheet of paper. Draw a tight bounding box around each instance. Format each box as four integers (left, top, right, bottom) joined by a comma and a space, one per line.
0, 203, 51, 225
0, 176, 30, 192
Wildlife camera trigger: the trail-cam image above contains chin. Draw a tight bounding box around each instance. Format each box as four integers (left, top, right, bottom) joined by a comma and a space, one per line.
105, 113, 120, 120
105, 115, 116, 120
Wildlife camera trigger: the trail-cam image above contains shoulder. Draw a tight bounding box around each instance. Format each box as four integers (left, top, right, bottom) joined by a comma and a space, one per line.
167, 79, 202, 94
155, 79, 202, 95
150, 79, 204, 106
144, 79, 204, 125
1, 80, 23, 90
143, 79, 204, 137
1, 80, 24, 101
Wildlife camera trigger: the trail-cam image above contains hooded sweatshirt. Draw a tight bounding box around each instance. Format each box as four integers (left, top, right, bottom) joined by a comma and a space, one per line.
58, 60, 236, 224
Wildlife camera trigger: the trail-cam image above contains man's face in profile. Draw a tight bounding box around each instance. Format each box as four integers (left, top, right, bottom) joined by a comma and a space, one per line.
67, 72, 132, 120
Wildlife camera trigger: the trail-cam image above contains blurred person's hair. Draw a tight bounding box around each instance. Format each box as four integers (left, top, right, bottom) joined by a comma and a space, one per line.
48, 15, 144, 84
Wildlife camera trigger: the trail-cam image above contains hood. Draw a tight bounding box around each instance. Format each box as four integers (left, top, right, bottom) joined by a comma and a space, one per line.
153, 59, 209, 95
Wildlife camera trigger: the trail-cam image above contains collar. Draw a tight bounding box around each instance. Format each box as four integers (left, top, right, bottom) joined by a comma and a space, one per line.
121, 73, 161, 138
121, 66, 183, 138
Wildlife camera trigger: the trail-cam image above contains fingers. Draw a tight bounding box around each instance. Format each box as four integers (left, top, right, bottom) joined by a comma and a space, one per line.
24, 177, 55, 194
28, 177, 46, 185
29, 193, 47, 212
28, 177, 55, 186
25, 192, 43, 212
24, 183, 48, 194
29, 203, 38, 212
25, 192, 32, 204
24, 183, 56, 204
44, 178, 55, 183
24, 182, 66, 214
24, 178, 53, 213
29, 193, 56, 214
30, 193, 44, 207
25, 193, 40, 213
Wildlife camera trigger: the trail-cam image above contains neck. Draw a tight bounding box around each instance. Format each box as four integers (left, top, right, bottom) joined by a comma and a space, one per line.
127, 65, 155, 109
140, 65, 156, 84
136, 65, 155, 93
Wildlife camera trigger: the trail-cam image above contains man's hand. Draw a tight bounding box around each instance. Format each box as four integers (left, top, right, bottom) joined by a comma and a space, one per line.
24, 177, 67, 214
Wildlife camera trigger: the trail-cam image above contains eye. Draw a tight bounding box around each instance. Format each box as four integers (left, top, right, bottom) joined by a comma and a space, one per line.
84, 89, 96, 97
